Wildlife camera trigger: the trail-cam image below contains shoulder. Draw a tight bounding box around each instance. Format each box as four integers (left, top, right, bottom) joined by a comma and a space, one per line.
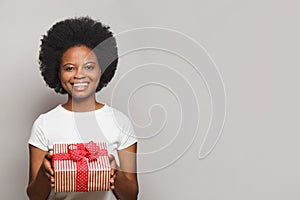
104, 104, 133, 126
99, 104, 135, 136
103, 105, 137, 149
33, 105, 65, 125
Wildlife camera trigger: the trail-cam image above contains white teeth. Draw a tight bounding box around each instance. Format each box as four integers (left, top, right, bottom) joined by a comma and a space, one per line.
74, 83, 88, 87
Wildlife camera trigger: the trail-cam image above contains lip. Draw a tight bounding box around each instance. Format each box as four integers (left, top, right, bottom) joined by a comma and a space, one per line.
71, 82, 89, 91
72, 82, 89, 86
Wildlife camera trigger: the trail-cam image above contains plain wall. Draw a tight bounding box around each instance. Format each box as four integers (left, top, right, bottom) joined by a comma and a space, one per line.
1, 0, 299, 199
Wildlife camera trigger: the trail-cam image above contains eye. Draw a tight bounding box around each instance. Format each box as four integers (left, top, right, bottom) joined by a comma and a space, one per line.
65, 66, 75, 71
85, 65, 94, 70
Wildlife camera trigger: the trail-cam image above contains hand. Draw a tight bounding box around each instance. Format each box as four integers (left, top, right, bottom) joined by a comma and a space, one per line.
108, 154, 119, 190
42, 151, 55, 188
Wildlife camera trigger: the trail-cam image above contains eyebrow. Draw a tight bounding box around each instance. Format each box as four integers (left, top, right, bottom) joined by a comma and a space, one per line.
84, 61, 97, 65
62, 63, 74, 67
62, 61, 97, 67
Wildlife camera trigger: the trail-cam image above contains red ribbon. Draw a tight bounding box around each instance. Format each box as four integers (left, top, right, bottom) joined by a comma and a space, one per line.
53, 142, 108, 192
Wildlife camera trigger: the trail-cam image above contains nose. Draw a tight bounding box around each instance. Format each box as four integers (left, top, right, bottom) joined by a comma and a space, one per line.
74, 67, 86, 79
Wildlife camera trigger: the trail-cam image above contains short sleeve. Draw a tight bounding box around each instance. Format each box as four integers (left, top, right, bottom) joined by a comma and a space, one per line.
117, 114, 137, 150
28, 115, 49, 151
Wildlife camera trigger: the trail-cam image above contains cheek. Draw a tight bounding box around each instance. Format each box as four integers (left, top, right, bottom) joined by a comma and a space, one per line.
59, 72, 72, 83
59, 75, 65, 83
93, 74, 101, 85
92, 69, 101, 81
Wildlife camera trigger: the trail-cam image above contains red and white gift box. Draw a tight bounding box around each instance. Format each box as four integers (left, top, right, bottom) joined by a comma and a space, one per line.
52, 141, 111, 192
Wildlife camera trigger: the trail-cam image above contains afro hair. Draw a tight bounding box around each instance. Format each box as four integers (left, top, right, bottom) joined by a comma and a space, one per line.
39, 16, 118, 94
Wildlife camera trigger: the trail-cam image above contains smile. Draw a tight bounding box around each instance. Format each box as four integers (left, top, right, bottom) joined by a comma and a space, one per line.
72, 82, 89, 91
73, 82, 88, 87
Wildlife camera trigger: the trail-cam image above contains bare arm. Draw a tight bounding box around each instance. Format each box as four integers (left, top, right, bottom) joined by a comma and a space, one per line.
26, 145, 54, 200
111, 143, 139, 200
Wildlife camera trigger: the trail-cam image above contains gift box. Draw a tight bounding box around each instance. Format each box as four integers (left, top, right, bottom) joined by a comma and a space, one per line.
52, 141, 111, 192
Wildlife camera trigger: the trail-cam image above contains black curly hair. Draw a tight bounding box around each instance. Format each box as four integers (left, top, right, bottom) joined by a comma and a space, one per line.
39, 16, 118, 94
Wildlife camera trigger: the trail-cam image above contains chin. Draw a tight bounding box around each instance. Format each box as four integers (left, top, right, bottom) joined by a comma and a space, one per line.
71, 91, 96, 100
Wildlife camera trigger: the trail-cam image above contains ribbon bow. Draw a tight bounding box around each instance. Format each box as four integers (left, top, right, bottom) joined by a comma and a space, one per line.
67, 143, 97, 162
53, 142, 108, 162
85, 141, 108, 157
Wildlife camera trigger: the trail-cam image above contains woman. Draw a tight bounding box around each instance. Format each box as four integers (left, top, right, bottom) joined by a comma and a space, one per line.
26, 17, 138, 200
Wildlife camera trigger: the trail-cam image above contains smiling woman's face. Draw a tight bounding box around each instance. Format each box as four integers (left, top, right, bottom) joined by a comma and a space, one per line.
59, 45, 101, 101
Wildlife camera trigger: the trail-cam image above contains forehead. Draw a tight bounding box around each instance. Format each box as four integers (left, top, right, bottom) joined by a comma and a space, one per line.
61, 45, 98, 62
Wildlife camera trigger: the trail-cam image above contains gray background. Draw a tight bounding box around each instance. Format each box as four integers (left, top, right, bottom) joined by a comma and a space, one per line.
1, 0, 299, 199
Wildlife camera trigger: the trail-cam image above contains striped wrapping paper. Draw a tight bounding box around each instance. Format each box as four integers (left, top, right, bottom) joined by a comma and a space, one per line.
53, 142, 111, 192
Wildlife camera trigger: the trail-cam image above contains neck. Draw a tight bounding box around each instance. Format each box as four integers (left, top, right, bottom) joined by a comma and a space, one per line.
62, 95, 103, 112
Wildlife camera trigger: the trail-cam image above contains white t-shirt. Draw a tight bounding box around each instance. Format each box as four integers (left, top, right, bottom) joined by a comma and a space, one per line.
28, 103, 137, 200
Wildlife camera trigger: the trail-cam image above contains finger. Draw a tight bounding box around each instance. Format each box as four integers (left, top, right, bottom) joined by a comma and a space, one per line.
49, 174, 55, 188
44, 171, 54, 185
110, 176, 114, 184
45, 151, 53, 160
43, 166, 55, 188
110, 184, 115, 190
111, 168, 116, 176
44, 156, 54, 175
110, 168, 117, 185
108, 154, 118, 175
112, 167, 119, 177
51, 177, 55, 188
110, 177, 115, 190
44, 162, 54, 175
108, 154, 115, 162
109, 167, 118, 190
110, 170, 117, 178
